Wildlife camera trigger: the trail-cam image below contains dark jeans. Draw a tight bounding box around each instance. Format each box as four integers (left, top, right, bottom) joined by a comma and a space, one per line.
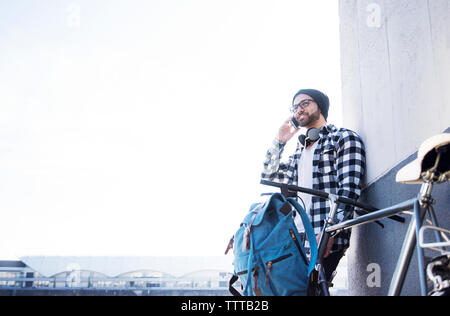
322, 250, 345, 282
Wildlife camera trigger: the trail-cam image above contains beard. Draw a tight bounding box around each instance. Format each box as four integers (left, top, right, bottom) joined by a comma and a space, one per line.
296, 108, 321, 127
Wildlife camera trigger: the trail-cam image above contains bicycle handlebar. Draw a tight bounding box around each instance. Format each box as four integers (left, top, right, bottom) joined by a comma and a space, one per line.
260, 179, 405, 223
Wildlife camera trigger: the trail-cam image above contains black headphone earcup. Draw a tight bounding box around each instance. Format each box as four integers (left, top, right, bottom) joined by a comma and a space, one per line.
298, 134, 306, 146
307, 128, 320, 142
299, 128, 320, 147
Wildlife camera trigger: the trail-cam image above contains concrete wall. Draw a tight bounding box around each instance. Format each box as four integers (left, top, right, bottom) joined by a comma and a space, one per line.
340, 0, 450, 184
339, 0, 450, 295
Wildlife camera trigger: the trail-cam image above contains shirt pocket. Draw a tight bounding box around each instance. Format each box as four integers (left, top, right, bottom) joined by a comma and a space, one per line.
317, 145, 337, 176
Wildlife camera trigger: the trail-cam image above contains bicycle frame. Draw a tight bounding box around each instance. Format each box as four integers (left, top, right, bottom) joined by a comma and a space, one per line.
325, 181, 441, 296
260, 179, 443, 296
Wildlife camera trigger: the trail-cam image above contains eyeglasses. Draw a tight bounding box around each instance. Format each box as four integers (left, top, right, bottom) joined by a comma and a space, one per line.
290, 99, 315, 114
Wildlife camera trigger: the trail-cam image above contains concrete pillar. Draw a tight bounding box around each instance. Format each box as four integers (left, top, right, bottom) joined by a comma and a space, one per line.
339, 0, 450, 295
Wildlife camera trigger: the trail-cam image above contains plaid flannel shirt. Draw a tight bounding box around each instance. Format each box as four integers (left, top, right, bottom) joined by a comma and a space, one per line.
261, 124, 366, 253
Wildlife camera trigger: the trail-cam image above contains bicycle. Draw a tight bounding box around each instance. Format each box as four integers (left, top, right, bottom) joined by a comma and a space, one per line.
261, 133, 450, 296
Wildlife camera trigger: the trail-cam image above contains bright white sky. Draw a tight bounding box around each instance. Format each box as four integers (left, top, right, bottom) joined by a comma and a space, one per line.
0, 0, 342, 259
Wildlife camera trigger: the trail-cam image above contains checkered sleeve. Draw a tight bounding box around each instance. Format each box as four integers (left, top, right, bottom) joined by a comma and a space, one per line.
335, 130, 366, 223
261, 138, 296, 184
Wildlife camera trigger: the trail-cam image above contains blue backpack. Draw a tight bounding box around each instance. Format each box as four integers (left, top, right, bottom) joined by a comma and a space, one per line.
225, 193, 318, 296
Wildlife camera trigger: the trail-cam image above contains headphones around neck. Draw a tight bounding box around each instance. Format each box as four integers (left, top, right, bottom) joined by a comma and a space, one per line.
298, 127, 320, 147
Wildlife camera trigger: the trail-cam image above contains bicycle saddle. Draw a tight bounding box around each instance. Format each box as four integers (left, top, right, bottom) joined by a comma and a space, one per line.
396, 133, 450, 184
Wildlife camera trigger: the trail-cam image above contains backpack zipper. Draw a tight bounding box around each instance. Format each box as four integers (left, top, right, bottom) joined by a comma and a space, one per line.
289, 229, 308, 265
237, 267, 256, 276
265, 253, 293, 285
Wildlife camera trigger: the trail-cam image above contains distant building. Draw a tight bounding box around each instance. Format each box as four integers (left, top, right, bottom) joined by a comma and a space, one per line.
0, 256, 234, 296
0, 255, 349, 296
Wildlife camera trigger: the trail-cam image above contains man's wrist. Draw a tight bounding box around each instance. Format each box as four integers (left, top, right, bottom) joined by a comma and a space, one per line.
274, 137, 286, 146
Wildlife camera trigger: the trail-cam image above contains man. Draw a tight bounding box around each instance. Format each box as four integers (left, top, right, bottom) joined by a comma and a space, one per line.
261, 88, 366, 283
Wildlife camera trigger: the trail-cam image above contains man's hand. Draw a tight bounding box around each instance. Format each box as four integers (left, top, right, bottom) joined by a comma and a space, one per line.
277, 117, 300, 143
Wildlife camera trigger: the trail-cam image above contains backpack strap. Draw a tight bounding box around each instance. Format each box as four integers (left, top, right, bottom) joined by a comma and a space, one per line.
242, 204, 265, 252
287, 198, 318, 276
229, 274, 242, 296
224, 236, 234, 255
243, 231, 257, 296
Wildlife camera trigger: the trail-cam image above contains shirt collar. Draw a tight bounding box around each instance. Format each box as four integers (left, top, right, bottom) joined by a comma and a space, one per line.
297, 124, 336, 150
319, 124, 336, 136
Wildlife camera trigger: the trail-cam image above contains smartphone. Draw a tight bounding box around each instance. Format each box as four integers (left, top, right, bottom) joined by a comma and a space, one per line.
291, 117, 300, 130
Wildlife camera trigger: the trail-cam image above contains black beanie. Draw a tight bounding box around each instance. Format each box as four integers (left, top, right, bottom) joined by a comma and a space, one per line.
292, 89, 330, 120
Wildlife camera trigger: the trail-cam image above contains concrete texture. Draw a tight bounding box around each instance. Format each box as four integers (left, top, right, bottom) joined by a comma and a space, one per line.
339, 0, 450, 185
339, 0, 450, 295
